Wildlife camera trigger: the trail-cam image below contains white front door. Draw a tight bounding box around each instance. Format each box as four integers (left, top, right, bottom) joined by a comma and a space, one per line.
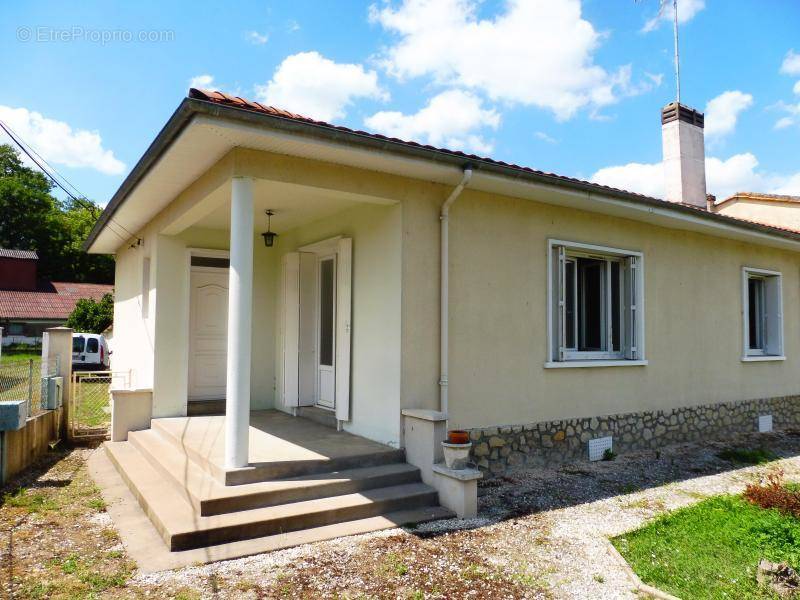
316, 256, 336, 409
189, 267, 229, 400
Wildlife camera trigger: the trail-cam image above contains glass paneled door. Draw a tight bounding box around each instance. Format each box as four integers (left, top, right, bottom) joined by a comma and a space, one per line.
317, 255, 336, 409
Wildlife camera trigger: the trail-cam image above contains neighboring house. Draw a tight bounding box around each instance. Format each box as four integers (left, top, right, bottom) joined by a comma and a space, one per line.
85, 89, 800, 555
0, 249, 112, 346
713, 192, 800, 233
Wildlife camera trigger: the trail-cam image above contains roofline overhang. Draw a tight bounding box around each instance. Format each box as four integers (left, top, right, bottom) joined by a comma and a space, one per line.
85, 97, 800, 252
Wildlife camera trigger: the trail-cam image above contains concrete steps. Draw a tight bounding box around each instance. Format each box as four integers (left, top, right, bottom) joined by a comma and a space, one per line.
104, 416, 454, 554
151, 418, 407, 485
105, 441, 446, 551
128, 428, 422, 515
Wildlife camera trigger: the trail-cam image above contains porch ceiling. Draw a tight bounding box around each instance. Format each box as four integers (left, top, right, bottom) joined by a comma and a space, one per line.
190, 179, 372, 232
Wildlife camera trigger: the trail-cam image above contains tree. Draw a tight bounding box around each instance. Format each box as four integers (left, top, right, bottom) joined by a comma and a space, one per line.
66, 293, 114, 333
0, 144, 114, 283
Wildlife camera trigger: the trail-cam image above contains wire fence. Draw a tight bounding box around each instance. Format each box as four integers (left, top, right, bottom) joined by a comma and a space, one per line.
0, 356, 60, 418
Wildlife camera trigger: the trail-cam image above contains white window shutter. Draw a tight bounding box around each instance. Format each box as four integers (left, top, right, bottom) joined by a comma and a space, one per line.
556, 246, 567, 361
335, 237, 353, 423
281, 252, 300, 408
765, 276, 783, 356
624, 256, 638, 360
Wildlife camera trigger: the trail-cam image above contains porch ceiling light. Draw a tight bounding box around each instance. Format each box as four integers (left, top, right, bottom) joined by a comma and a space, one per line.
261, 210, 278, 247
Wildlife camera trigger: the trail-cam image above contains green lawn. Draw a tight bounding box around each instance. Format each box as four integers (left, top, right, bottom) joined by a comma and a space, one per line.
0, 354, 42, 404
613, 494, 800, 599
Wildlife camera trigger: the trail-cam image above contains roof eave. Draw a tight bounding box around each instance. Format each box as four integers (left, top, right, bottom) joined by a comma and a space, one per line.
85, 97, 800, 253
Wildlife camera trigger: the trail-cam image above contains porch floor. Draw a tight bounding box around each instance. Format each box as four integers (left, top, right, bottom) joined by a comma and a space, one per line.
154, 410, 401, 484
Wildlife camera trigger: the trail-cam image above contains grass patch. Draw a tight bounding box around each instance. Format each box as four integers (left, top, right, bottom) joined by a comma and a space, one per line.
613, 494, 800, 599
2, 487, 58, 513
718, 447, 778, 465
382, 552, 410, 577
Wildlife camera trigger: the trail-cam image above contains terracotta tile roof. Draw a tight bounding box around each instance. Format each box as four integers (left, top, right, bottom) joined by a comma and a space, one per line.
0, 249, 38, 259
0, 282, 112, 320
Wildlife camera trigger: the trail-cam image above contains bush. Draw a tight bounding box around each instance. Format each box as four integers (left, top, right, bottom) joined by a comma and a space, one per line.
744, 470, 800, 518
66, 293, 113, 334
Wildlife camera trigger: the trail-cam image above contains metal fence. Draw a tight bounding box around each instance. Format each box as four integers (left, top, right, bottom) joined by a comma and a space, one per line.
0, 356, 59, 418
69, 370, 130, 440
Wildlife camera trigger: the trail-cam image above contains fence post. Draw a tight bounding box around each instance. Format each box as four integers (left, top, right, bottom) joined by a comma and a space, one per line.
27, 359, 33, 414
42, 327, 73, 438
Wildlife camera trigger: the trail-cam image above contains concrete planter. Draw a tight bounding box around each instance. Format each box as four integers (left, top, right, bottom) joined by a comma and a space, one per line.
441, 441, 472, 470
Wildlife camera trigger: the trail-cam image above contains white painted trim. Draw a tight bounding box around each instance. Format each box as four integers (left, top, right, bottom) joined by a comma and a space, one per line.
299, 235, 343, 255
741, 355, 786, 363
186, 247, 230, 258
741, 266, 784, 360
544, 360, 649, 369
546, 239, 646, 365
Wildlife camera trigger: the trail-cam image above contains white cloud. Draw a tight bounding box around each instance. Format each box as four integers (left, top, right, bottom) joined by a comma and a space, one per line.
772, 100, 800, 130
370, 0, 655, 121
365, 89, 499, 153
0, 105, 125, 176
256, 52, 388, 121
189, 74, 215, 89
244, 31, 268, 45
591, 161, 664, 197
780, 49, 800, 76
794, 81, 800, 95
642, 0, 705, 33
704, 90, 753, 138
534, 131, 558, 144
591, 152, 800, 201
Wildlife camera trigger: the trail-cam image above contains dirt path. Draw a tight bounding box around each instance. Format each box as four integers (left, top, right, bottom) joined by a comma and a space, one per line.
2, 431, 800, 598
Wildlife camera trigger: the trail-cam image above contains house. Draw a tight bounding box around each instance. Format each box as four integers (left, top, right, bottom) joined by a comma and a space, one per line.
712, 192, 800, 233
0, 249, 112, 346
86, 89, 800, 557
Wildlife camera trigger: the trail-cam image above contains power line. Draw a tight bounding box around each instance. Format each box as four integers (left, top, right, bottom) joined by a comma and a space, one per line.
0, 118, 137, 243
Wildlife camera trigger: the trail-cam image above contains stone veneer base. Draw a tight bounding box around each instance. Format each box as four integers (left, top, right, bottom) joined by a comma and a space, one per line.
468, 396, 800, 476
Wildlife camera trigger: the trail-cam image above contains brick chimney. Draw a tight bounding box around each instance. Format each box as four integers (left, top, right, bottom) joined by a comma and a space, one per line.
661, 102, 707, 208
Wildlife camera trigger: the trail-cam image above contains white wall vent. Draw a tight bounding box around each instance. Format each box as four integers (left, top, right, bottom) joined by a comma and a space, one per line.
758, 414, 773, 433
588, 436, 613, 461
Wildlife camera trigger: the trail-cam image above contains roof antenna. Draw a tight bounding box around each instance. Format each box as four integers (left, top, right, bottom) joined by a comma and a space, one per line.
671, 0, 681, 104
636, 0, 682, 104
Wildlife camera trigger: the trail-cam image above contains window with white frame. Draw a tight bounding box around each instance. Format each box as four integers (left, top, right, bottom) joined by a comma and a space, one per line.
742, 268, 783, 359
549, 241, 644, 364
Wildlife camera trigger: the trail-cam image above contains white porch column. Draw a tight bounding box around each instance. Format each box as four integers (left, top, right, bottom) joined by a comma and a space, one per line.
225, 177, 254, 469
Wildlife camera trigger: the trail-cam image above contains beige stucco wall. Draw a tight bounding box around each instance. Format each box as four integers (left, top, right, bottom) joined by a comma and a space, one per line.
112, 223, 276, 418
408, 188, 800, 430
275, 202, 403, 446
109, 144, 800, 444
716, 199, 800, 232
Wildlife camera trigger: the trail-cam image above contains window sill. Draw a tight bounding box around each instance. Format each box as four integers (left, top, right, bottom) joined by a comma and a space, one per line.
741, 355, 786, 363
544, 360, 648, 369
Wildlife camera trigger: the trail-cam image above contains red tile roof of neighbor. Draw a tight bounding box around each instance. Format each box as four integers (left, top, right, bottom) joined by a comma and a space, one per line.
0, 282, 112, 320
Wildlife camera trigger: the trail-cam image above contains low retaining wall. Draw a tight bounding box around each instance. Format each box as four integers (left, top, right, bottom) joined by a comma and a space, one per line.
469, 396, 800, 476
0, 408, 63, 483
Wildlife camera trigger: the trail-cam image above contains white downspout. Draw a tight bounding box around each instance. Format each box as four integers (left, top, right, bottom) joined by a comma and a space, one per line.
440, 166, 473, 417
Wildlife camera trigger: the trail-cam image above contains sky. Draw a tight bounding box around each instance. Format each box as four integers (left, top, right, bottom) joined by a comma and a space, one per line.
1, 0, 799, 206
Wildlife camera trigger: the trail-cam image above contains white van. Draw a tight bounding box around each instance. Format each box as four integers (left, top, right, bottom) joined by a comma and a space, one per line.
72, 333, 111, 370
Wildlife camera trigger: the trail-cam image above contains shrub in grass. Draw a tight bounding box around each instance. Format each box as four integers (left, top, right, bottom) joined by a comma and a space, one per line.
744, 470, 800, 519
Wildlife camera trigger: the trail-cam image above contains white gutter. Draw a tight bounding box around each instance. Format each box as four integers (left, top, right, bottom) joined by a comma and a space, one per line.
439, 167, 473, 416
